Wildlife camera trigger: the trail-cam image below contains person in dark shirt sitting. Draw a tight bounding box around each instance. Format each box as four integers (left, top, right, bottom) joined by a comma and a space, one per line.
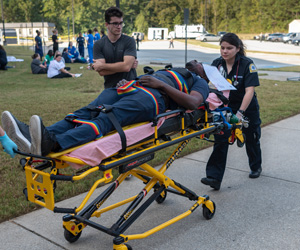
0, 45, 8, 70
31, 53, 47, 74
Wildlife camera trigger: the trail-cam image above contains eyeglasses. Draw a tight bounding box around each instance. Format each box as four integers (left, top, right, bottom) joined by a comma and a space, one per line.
108, 21, 125, 27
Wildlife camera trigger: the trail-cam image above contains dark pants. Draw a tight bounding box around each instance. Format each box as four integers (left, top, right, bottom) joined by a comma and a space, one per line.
0, 63, 7, 70
38, 68, 47, 74
51, 72, 72, 78
47, 88, 166, 150
78, 46, 84, 58
206, 108, 262, 182
53, 44, 58, 55
35, 47, 43, 60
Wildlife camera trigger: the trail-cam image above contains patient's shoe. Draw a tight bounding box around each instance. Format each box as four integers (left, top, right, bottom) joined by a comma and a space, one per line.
201, 177, 221, 190
1, 111, 31, 153
29, 115, 57, 156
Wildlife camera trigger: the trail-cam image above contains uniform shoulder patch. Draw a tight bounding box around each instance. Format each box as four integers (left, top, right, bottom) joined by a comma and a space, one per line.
249, 63, 258, 73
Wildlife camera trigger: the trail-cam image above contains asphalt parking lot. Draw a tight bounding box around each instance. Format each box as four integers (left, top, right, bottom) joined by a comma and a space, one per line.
136, 39, 300, 69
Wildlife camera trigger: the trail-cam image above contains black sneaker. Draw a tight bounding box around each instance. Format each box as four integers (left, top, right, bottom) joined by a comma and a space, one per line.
201, 177, 221, 190
29, 115, 57, 156
249, 167, 262, 179
1, 111, 31, 153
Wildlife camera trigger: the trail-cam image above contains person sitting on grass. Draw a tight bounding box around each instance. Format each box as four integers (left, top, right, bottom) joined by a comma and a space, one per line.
31, 53, 48, 74
62, 48, 87, 64
0, 45, 8, 70
47, 51, 75, 78
67, 41, 79, 59
43, 49, 54, 67
2, 67, 209, 156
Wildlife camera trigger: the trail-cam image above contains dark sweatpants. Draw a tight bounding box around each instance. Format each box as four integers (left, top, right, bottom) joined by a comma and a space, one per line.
47, 88, 166, 150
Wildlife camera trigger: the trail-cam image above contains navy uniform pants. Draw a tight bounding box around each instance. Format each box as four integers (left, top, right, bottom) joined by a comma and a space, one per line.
78, 45, 84, 58
47, 88, 166, 151
206, 108, 262, 182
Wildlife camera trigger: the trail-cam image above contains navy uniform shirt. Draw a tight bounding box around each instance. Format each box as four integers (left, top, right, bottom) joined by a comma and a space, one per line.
77, 37, 85, 47
212, 53, 260, 111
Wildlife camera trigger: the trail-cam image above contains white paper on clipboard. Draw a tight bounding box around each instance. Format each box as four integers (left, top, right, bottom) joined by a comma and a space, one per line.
203, 64, 236, 91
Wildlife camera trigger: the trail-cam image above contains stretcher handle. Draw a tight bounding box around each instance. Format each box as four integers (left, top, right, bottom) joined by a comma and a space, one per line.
155, 108, 186, 120
50, 174, 73, 182
53, 207, 76, 214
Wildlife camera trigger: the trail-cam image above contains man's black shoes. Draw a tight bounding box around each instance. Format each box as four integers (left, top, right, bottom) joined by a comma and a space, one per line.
201, 177, 221, 190
249, 167, 262, 179
30, 115, 57, 156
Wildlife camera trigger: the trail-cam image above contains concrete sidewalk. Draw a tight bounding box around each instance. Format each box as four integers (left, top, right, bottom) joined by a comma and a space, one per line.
1, 114, 300, 250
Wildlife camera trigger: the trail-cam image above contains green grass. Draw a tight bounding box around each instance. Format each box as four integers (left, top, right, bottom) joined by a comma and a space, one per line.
259, 66, 300, 72
1, 46, 300, 223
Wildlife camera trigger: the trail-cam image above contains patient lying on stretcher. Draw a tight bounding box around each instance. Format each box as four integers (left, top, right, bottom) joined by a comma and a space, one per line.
2, 67, 209, 156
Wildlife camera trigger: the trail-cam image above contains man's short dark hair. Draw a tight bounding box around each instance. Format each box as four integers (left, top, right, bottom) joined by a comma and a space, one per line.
105, 7, 123, 23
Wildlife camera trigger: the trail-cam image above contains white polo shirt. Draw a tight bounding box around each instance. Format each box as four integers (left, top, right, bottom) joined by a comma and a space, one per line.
47, 60, 65, 78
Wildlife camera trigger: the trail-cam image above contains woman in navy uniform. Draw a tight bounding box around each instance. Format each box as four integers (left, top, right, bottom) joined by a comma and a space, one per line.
35, 30, 43, 60
52, 29, 59, 55
76, 32, 86, 58
201, 33, 262, 190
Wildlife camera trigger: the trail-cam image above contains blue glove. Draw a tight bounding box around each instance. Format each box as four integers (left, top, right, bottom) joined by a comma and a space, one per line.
0, 132, 18, 158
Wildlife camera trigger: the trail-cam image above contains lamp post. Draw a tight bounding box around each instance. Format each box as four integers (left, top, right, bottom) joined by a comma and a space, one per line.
1, 0, 6, 45
72, 0, 75, 39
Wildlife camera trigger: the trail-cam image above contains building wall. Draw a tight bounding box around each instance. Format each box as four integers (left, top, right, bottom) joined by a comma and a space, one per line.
289, 20, 300, 33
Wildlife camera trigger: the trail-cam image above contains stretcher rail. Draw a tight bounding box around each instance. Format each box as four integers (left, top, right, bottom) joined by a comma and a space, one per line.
15, 105, 246, 250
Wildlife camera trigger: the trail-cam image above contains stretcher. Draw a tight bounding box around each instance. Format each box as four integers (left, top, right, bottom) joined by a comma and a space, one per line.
16, 104, 247, 250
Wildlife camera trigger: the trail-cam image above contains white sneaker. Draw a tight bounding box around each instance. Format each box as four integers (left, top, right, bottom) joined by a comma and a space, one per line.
1, 111, 31, 153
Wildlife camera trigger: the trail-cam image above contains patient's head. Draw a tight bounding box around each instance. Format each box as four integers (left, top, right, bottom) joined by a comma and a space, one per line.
186, 60, 209, 83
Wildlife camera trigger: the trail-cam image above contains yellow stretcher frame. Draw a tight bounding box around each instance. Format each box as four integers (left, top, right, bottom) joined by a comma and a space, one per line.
19, 107, 245, 250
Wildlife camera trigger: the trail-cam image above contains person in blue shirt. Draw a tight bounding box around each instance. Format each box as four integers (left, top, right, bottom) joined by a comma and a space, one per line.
35, 30, 44, 60
94, 28, 101, 41
87, 29, 94, 64
76, 32, 86, 58
68, 41, 79, 58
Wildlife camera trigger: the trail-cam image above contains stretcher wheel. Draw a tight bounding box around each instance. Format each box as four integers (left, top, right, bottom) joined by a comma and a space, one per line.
64, 228, 82, 243
155, 191, 167, 204
237, 133, 246, 148
202, 201, 216, 220
125, 244, 132, 250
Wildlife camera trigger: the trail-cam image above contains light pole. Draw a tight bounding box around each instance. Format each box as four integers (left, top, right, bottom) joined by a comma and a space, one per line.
1, 0, 6, 45
72, 0, 75, 39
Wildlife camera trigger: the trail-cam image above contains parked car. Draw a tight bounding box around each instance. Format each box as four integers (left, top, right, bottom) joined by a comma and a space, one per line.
217, 31, 226, 37
196, 33, 221, 42
283, 33, 299, 44
292, 36, 300, 46
267, 33, 285, 42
